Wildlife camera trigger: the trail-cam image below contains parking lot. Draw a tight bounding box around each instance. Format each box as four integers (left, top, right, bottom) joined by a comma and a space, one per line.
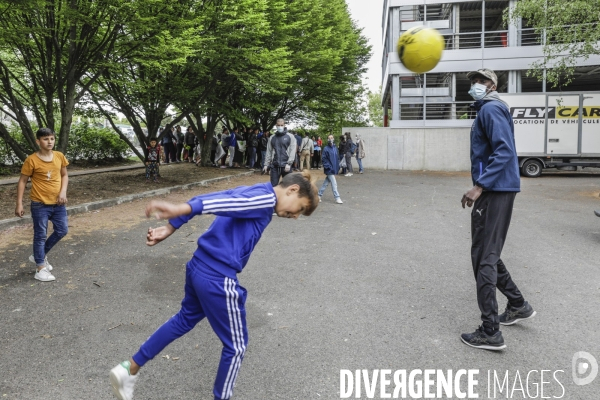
1, 170, 599, 399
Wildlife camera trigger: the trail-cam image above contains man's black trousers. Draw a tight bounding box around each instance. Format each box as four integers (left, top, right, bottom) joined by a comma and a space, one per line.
270, 166, 290, 187
471, 191, 524, 331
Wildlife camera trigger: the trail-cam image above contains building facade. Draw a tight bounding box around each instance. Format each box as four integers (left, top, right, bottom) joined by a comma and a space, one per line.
381, 0, 600, 127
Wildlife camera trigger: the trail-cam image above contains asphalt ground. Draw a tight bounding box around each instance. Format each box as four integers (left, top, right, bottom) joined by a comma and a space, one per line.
1, 170, 600, 399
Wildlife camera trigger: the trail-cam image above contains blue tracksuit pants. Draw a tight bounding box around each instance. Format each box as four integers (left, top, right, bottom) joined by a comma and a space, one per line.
133, 264, 248, 400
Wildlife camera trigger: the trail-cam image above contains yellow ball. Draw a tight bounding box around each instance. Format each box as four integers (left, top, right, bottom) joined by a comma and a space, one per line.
397, 27, 445, 74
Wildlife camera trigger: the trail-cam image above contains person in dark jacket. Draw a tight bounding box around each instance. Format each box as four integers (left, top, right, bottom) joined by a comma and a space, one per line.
460, 68, 535, 351
183, 126, 196, 163
161, 127, 177, 164
246, 128, 258, 169
264, 119, 296, 186
258, 131, 270, 169
338, 135, 347, 175
343, 132, 354, 176
318, 134, 343, 204
175, 125, 184, 162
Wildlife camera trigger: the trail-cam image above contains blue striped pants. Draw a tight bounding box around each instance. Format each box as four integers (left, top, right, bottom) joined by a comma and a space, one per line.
133, 264, 248, 400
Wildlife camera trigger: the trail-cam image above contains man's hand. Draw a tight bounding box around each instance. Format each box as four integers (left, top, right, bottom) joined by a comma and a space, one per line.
461, 185, 483, 208
145, 200, 191, 220
284, 164, 291, 173
57, 192, 68, 205
15, 204, 24, 218
262, 166, 269, 175
146, 224, 176, 246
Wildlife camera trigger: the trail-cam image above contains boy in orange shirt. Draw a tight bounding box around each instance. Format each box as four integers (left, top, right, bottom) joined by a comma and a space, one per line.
15, 128, 69, 282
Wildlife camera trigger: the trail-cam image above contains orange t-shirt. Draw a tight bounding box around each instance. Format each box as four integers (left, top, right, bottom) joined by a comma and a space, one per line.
21, 151, 69, 205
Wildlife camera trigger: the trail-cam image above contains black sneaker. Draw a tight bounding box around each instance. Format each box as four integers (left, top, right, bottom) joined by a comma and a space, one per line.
460, 326, 506, 351
499, 301, 536, 326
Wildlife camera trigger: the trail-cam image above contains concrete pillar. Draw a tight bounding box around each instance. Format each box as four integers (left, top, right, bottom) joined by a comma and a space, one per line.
508, 70, 521, 93
508, 0, 518, 47
451, 73, 457, 119
453, 4, 460, 49
392, 75, 400, 121
392, 8, 401, 48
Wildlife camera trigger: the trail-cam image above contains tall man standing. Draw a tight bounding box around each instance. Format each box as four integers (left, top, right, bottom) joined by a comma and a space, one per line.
264, 119, 296, 186
460, 68, 536, 351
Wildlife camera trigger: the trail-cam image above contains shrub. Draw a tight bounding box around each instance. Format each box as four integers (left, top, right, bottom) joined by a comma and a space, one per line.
0, 123, 131, 165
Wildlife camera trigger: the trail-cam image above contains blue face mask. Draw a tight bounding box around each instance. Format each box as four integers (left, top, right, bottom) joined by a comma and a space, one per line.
469, 83, 489, 100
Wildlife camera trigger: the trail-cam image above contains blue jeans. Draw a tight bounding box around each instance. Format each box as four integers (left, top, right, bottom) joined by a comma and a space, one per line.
247, 147, 256, 168
356, 156, 363, 172
318, 175, 340, 199
31, 202, 68, 265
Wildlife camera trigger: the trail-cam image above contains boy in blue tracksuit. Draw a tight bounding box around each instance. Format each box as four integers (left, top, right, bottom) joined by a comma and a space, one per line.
318, 134, 343, 204
110, 172, 319, 400
460, 69, 535, 351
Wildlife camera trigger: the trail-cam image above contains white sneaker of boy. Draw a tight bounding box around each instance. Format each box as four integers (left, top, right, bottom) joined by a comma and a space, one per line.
29, 255, 53, 271
319, 196, 322, 203
34, 267, 55, 282
335, 198, 343, 204
110, 361, 138, 400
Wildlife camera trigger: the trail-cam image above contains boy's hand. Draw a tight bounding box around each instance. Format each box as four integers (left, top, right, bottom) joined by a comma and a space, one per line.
145, 200, 191, 220
146, 224, 176, 246
15, 204, 24, 218
57, 192, 68, 205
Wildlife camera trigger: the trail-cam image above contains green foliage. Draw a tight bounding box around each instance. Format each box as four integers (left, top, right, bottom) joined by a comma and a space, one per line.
0, 125, 29, 165
367, 88, 384, 127
66, 124, 129, 161
507, 0, 600, 87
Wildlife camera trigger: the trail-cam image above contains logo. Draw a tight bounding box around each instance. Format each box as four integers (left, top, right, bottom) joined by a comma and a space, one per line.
572, 351, 598, 386
475, 209, 483, 216
46, 171, 52, 181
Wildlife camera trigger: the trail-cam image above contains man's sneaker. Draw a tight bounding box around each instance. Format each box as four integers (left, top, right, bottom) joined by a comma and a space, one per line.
319, 196, 322, 203
499, 301, 536, 326
29, 255, 52, 271
110, 361, 138, 400
335, 198, 343, 204
460, 326, 506, 351
34, 267, 55, 282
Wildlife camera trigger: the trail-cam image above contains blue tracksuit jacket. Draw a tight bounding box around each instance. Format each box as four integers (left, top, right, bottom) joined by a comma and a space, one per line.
470, 99, 521, 192
169, 183, 276, 278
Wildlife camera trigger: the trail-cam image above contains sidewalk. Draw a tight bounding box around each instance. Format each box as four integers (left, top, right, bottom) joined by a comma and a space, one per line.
0, 163, 146, 186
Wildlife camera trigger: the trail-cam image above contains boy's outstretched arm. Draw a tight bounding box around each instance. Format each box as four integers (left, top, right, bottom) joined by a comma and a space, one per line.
145, 200, 192, 220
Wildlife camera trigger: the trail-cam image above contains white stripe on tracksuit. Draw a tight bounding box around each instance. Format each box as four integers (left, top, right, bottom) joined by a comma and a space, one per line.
203, 195, 276, 214
222, 278, 246, 399
203, 193, 275, 205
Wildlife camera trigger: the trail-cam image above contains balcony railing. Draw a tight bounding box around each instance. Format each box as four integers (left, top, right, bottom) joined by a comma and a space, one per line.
400, 102, 476, 121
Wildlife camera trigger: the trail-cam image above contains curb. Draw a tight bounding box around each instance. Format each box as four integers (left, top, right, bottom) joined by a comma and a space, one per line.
0, 171, 256, 231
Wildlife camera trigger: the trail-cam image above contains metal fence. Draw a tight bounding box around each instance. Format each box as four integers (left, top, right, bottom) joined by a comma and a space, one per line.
400, 102, 476, 121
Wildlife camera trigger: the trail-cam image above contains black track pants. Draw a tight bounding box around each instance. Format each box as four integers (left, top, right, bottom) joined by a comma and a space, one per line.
471, 191, 524, 331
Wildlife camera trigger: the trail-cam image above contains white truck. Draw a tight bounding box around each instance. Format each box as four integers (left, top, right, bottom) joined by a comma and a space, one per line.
501, 92, 600, 177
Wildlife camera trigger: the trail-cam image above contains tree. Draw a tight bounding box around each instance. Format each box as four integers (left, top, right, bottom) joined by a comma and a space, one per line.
367, 87, 384, 127
507, 0, 600, 86
0, 0, 161, 160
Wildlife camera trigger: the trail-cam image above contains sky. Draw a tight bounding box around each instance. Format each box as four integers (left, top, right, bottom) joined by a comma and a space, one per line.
346, 0, 385, 94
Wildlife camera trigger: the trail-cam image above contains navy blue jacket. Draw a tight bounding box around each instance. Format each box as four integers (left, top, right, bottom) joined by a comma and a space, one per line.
470, 99, 520, 192
321, 143, 339, 176
169, 183, 276, 278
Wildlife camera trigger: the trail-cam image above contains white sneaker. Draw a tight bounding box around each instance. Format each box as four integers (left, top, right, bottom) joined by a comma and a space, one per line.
29, 255, 52, 271
110, 361, 138, 400
344, 173, 349, 177
335, 198, 343, 204
359, 171, 363, 174
319, 196, 322, 203
34, 267, 55, 282
348, 173, 353, 176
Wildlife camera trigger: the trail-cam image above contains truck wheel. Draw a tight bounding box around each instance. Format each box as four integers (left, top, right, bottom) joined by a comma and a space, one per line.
522, 159, 542, 178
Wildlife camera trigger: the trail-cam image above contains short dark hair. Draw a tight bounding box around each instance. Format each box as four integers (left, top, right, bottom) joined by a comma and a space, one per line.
36, 128, 54, 139
149, 137, 158, 142
279, 171, 319, 216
